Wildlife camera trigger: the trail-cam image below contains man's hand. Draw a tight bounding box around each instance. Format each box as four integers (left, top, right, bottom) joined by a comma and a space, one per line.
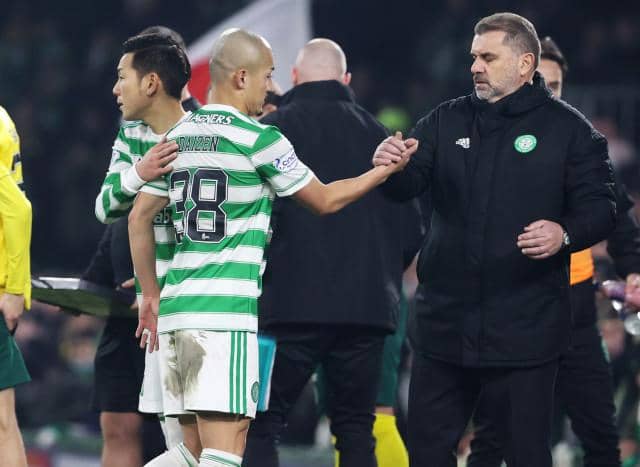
135, 295, 159, 353
136, 137, 178, 181
517, 220, 564, 259
121, 277, 138, 311
625, 273, 640, 309
0, 293, 25, 333
373, 132, 419, 167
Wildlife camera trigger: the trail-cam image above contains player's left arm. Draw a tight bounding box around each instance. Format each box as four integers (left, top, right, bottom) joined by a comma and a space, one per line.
128, 191, 168, 351
0, 165, 32, 330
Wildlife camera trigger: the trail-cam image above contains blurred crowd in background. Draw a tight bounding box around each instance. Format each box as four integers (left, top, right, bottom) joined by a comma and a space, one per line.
1, 0, 639, 465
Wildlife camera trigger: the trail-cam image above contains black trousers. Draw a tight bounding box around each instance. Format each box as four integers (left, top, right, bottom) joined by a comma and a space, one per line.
468, 324, 620, 467
408, 353, 558, 467
243, 323, 386, 467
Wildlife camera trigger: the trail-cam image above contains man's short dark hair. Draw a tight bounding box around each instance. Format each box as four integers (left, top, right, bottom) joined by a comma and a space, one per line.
139, 25, 187, 51
122, 33, 191, 100
474, 12, 541, 69
540, 36, 568, 78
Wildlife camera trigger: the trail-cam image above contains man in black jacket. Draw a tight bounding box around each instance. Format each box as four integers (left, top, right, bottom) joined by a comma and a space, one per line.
374, 13, 616, 467
467, 36, 640, 467
242, 39, 423, 467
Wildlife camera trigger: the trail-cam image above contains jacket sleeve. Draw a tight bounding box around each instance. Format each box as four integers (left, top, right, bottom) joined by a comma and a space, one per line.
606, 181, 640, 278
560, 119, 616, 252
0, 166, 31, 306
95, 127, 146, 224
81, 224, 115, 287
381, 110, 437, 202
402, 199, 426, 268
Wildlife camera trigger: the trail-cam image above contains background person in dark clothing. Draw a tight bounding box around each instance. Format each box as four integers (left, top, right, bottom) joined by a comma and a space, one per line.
467, 36, 640, 467
374, 13, 616, 467
83, 219, 167, 466
242, 38, 422, 467
89, 26, 200, 467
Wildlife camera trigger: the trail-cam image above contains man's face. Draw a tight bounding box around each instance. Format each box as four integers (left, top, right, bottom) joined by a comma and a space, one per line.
538, 58, 563, 98
470, 31, 524, 103
112, 53, 148, 121
244, 50, 274, 116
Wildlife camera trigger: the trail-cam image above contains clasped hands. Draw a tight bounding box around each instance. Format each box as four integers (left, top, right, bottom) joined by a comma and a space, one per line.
372, 131, 419, 171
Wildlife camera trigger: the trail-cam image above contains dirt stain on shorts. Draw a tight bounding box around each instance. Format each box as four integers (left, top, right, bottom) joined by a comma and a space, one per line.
165, 331, 207, 397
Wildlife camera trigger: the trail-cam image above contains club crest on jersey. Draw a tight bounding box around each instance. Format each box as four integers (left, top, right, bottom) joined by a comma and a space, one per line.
251, 382, 260, 403
273, 150, 299, 173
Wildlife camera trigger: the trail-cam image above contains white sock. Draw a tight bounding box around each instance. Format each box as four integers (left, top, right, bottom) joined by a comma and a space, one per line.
199, 448, 242, 467
145, 442, 198, 467
159, 415, 185, 449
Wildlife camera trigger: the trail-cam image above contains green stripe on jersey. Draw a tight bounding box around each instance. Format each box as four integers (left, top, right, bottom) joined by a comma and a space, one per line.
165, 262, 261, 285
159, 296, 258, 315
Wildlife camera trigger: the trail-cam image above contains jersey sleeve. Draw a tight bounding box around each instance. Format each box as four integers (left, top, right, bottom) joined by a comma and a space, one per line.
95, 127, 146, 223
0, 107, 23, 189
0, 164, 31, 307
139, 176, 169, 198
249, 126, 314, 197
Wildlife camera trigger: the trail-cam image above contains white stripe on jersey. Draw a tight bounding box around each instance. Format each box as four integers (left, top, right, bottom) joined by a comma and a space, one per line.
158, 313, 257, 334
226, 212, 270, 236
161, 278, 260, 299
173, 152, 255, 173
153, 213, 269, 244
123, 125, 163, 143
227, 185, 271, 203
153, 226, 175, 244
170, 246, 264, 270
156, 259, 170, 278
112, 139, 130, 154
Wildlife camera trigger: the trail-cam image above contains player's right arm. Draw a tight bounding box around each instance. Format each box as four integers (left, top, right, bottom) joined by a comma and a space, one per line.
128, 191, 168, 352
0, 164, 31, 330
95, 129, 177, 224
293, 160, 414, 215
251, 126, 417, 215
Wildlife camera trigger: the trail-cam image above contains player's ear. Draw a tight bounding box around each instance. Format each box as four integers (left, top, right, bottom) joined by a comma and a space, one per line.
144, 72, 160, 97
234, 69, 248, 90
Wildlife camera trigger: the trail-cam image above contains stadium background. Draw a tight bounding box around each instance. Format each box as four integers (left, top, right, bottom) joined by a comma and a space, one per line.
1, 0, 639, 465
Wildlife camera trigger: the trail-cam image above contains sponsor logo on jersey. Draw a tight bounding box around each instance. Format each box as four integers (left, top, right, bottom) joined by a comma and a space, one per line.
273, 150, 299, 173
455, 137, 470, 149
153, 207, 172, 225
189, 113, 233, 125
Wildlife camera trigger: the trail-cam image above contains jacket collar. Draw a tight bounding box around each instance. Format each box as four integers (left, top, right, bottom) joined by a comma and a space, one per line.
471, 71, 552, 117
280, 80, 356, 106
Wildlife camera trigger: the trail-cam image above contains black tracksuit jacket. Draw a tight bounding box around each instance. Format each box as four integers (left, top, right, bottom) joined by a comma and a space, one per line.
258, 80, 424, 333
384, 72, 616, 366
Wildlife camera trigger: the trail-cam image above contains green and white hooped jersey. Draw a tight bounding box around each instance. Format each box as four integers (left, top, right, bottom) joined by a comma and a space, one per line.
139, 104, 314, 334
96, 120, 182, 290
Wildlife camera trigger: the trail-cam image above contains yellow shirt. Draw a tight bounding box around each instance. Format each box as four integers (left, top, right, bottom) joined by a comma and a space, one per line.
0, 106, 31, 308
